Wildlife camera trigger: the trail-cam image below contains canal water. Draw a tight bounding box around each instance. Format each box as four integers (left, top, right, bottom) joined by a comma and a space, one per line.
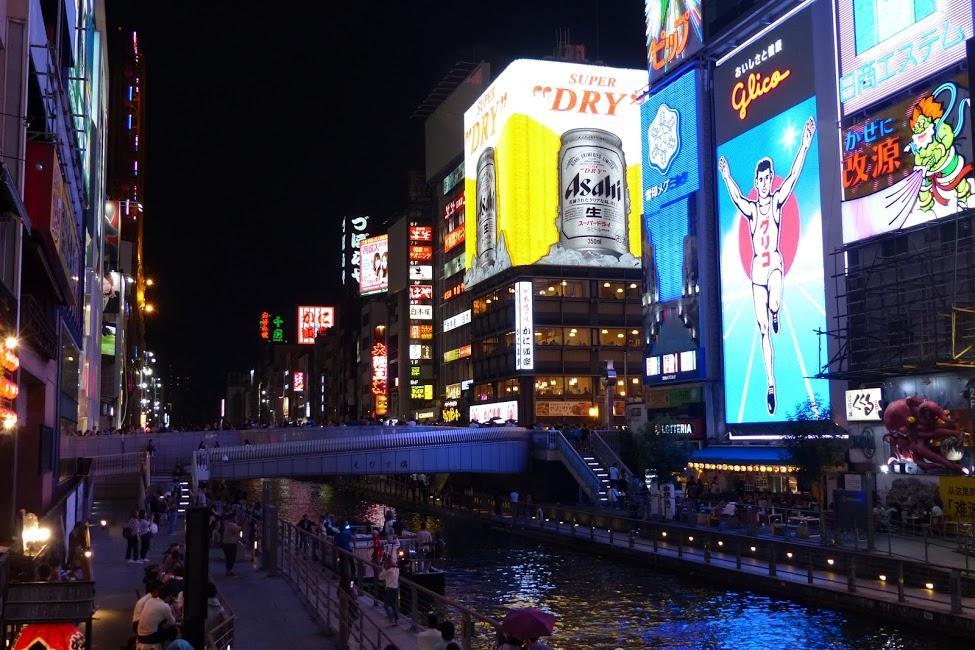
243, 479, 966, 649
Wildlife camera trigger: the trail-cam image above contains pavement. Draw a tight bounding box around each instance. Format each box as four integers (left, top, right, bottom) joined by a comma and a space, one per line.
88, 505, 335, 650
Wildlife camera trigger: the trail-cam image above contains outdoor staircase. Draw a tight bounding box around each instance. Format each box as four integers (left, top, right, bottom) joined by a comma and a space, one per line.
582, 453, 611, 504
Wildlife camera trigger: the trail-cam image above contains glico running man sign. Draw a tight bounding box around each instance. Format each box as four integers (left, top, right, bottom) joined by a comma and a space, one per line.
714, 4, 829, 425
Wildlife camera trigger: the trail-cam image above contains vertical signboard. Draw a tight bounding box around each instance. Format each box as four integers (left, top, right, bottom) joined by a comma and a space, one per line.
836, 0, 973, 116
359, 235, 389, 295
641, 67, 704, 384
515, 281, 534, 370
840, 69, 974, 243
645, 1, 704, 84
341, 215, 370, 286
714, 4, 829, 424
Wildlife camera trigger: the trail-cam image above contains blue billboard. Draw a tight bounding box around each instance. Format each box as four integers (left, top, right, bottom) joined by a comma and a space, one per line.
641, 68, 703, 384
713, 5, 829, 424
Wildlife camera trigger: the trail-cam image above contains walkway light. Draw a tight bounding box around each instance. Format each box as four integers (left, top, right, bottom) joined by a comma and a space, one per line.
749, 545, 756, 552
4, 336, 17, 349
687, 536, 694, 542
661, 531, 667, 538
827, 558, 835, 566
925, 582, 934, 590
717, 540, 724, 547
99, 519, 107, 527
879, 575, 886, 582
786, 552, 793, 559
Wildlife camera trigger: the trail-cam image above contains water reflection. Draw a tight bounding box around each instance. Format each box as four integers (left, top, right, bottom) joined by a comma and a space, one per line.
242, 479, 966, 649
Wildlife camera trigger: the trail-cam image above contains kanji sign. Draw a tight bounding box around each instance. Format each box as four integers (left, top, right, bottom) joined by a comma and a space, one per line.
939, 476, 975, 521
845, 388, 882, 422
259, 311, 270, 340
515, 281, 534, 370
409, 225, 433, 241
409, 284, 433, 302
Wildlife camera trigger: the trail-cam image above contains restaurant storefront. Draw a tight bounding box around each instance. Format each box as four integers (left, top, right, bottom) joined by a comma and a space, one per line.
687, 446, 798, 494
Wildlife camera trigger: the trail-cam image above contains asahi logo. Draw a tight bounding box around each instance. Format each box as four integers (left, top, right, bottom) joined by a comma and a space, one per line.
563, 172, 623, 202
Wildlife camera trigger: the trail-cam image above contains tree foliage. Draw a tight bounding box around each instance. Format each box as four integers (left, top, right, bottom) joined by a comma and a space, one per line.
782, 396, 846, 493
621, 421, 693, 482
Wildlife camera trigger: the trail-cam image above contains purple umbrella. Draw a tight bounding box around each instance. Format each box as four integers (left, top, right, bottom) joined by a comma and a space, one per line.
501, 607, 556, 640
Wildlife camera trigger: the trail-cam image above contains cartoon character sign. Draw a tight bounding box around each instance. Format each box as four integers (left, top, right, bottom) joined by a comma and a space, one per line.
841, 73, 975, 243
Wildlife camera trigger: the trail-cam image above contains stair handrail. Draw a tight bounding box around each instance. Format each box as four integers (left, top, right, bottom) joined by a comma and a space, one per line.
554, 430, 603, 504
590, 430, 636, 485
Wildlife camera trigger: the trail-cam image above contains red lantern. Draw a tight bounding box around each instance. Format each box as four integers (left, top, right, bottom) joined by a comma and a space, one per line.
13, 623, 85, 650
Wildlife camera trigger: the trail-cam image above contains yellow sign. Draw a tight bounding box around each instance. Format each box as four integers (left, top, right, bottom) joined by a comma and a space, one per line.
940, 476, 975, 520
463, 59, 646, 288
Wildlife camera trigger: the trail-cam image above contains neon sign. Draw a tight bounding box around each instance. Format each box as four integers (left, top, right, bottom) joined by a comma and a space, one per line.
259, 311, 270, 340
645, 1, 703, 84
731, 69, 791, 120
371, 343, 387, 397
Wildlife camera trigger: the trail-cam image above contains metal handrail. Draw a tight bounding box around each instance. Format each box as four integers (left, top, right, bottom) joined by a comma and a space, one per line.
278, 520, 501, 649
589, 430, 635, 483
195, 428, 530, 466
87, 451, 150, 477
554, 431, 603, 503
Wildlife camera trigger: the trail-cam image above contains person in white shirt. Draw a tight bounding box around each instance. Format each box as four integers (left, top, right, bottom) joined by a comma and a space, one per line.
931, 503, 945, 517
131, 589, 153, 633
378, 557, 400, 627
136, 581, 174, 647
416, 613, 445, 650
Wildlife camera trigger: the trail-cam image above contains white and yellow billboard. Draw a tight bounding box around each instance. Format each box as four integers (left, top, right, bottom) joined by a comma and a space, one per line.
463, 59, 647, 288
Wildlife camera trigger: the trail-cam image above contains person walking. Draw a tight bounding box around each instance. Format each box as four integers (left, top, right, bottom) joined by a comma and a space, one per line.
138, 510, 154, 562
379, 556, 400, 627
126, 510, 141, 563
221, 517, 242, 576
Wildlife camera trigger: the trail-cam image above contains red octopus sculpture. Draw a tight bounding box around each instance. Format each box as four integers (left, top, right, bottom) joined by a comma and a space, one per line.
883, 396, 969, 475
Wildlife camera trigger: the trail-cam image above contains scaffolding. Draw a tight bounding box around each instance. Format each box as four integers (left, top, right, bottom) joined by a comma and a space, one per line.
818, 209, 975, 381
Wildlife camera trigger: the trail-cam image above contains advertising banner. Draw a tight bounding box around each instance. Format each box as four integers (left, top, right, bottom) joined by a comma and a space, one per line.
409, 245, 433, 262
297, 306, 334, 344
409, 225, 433, 241
836, 0, 973, 116
645, 1, 703, 84
463, 59, 647, 289
940, 476, 975, 520
714, 5, 829, 424
841, 70, 973, 244
641, 67, 704, 385
443, 224, 465, 253
293, 371, 304, 392
535, 400, 593, 417
470, 400, 518, 423
359, 235, 389, 295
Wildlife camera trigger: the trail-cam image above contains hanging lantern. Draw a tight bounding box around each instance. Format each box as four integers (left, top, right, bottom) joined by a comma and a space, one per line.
1, 406, 16, 430
2, 347, 19, 372
13, 623, 85, 650
1, 377, 18, 400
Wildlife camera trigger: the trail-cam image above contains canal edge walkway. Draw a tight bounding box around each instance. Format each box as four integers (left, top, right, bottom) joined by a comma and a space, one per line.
87, 508, 336, 650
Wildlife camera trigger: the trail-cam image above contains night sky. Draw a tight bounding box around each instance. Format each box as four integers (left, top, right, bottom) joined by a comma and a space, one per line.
105, 1, 646, 423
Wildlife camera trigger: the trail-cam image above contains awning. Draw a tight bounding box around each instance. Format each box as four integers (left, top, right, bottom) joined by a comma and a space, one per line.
688, 446, 796, 473
0, 159, 31, 234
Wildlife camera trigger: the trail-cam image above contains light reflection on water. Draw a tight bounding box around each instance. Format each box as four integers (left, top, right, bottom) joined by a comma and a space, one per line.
242, 479, 967, 650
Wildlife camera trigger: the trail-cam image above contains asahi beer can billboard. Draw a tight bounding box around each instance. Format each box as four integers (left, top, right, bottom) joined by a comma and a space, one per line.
463, 59, 646, 289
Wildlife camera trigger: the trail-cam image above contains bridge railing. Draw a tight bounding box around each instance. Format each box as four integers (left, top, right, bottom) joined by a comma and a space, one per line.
277, 520, 502, 649
195, 427, 529, 465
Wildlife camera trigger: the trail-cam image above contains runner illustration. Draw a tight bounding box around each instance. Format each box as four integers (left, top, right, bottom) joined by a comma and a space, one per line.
718, 116, 816, 415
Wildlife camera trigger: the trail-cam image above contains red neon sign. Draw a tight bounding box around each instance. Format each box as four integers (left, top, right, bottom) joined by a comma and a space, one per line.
409, 226, 433, 242
409, 245, 433, 262
443, 224, 465, 253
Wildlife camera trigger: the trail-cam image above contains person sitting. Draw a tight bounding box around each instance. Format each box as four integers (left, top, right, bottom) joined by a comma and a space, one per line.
136, 580, 174, 647
721, 502, 737, 518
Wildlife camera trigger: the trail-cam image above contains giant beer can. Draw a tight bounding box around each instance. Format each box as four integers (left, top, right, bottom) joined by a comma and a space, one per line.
558, 128, 629, 256
475, 147, 498, 265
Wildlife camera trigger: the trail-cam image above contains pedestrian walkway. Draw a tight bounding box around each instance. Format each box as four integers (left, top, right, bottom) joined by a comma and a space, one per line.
88, 505, 335, 650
